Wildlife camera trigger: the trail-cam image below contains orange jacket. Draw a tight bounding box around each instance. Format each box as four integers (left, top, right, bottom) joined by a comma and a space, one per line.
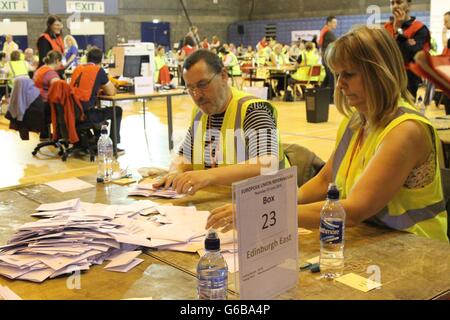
318, 25, 331, 48
39, 33, 65, 54
70, 64, 101, 102
384, 20, 431, 68
33, 65, 54, 98
48, 80, 85, 144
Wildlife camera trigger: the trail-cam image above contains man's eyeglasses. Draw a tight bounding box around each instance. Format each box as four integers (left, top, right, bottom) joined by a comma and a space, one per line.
186, 73, 218, 93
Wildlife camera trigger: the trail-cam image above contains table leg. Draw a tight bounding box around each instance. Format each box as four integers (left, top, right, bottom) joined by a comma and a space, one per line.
143, 99, 146, 129
112, 100, 118, 158
167, 95, 174, 150
283, 72, 288, 101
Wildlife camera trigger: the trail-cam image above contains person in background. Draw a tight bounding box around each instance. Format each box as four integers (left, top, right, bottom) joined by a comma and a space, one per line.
37, 15, 65, 68
0, 52, 7, 104
177, 37, 197, 86
0, 52, 6, 73
244, 45, 255, 61
291, 41, 325, 85
384, 0, 430, 98
64, 35, 79, 70
218, 47, 241, 77
319, 16, 338, 101
237, 44, 245, 57
2, 35, 19, 59
187, 26, 201, 47
80, 44, 93, 64
229, 43, 237, 55
70, 47, 123, 151
24, 48, 39, 73
6, 50, 30, 89
201, 37, 210, 50
210, 36, 221, 50
443, 11, 450, 56
33, 50, 63, 140
269, 43, 290, 96
154, 46, 170, 85
256, 36, 268, 51
440, 11, 450, 113
208, 26, 448, 243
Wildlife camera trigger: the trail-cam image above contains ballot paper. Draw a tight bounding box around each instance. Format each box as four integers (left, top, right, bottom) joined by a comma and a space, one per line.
45, 178, 94, 193
0, 199, 215, 283
128, 181, 186, 199
36, 199, 81, 212
0, 285, 22, 300
106, 258, 144, 273
105, 250, 142, 269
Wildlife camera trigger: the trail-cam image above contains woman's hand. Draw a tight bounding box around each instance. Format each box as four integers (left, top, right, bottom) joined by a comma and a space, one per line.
206, 203, 234, 233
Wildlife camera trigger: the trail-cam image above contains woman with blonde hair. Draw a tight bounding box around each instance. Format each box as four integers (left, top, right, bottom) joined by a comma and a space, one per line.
64, 35, 79, 69
207, 26, 448, 242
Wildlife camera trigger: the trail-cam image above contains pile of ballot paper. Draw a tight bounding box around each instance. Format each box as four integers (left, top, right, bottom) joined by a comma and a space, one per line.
0, 198, 235, 282
128, 180, 186, 199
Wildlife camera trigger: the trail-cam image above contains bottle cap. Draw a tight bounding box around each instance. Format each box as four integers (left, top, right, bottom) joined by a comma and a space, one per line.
100, 125, 108, 135
96, 177, 104, 183
204, 229, 220, 251
327, 183, 340, 200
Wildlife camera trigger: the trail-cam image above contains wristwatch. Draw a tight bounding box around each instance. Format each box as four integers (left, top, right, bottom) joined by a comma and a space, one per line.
396, 28, 404, 36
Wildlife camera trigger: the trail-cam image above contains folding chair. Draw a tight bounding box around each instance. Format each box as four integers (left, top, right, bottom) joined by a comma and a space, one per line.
292, 65, 323, 101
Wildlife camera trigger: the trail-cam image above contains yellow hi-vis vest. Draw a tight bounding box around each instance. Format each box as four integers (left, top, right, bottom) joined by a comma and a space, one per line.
333, 101, 448, 242
8, 60, 29, 87
226, 53, 241, 76
189, 87, 289, 171
291, 51, 325, 82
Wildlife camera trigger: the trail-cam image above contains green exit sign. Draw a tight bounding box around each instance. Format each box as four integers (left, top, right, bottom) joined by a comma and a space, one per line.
0, 0, 28, 12
66, 1, 105, 13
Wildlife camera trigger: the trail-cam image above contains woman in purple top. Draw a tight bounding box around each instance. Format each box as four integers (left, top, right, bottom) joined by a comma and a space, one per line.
64, 35, 79, 69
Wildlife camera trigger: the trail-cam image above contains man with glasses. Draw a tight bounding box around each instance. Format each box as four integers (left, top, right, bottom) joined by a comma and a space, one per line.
154, 49, 289, 195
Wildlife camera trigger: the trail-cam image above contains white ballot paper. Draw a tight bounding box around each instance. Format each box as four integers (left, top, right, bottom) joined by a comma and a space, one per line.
45, 178, 94, 193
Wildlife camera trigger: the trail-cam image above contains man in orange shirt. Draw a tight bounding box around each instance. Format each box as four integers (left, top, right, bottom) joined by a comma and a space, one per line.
443, 11, 450, 56
70, 47, 123, 151
384, 0, 430, 98
319, 16, 338, 102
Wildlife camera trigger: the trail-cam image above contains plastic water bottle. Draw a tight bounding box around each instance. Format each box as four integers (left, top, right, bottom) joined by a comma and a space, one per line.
96, 125, 113, 183
197, 230, 228, 300
416, 96, 426, 115
319, 183, 346, 279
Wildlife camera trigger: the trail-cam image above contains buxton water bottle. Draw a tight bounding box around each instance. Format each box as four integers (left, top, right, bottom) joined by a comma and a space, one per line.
96, 124, 113, 183
319, 183, 346, 279
197, 229, 228, 300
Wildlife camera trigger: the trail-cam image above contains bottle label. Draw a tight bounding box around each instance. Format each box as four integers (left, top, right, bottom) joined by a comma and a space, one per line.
320, 219, 343, 244
198, 275, 227, 300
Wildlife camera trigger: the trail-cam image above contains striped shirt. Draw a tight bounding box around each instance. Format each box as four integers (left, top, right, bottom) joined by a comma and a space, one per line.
178, 101, 279, 168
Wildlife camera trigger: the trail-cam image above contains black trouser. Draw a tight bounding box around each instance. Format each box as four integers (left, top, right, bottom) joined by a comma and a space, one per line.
407, 69, 422, 99
443, 95, 450, 115
86, 107, 123, 144
40, 102, 51, 139
0, 86, 5, 101
321, 63, 335, 102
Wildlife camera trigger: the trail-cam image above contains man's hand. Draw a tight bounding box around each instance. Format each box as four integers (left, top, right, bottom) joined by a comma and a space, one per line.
407, 38, 417, 46
206, 203, 234, 233
153, 170, 216, 195
172, 170, 216, 195
393, 7, 406, 29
